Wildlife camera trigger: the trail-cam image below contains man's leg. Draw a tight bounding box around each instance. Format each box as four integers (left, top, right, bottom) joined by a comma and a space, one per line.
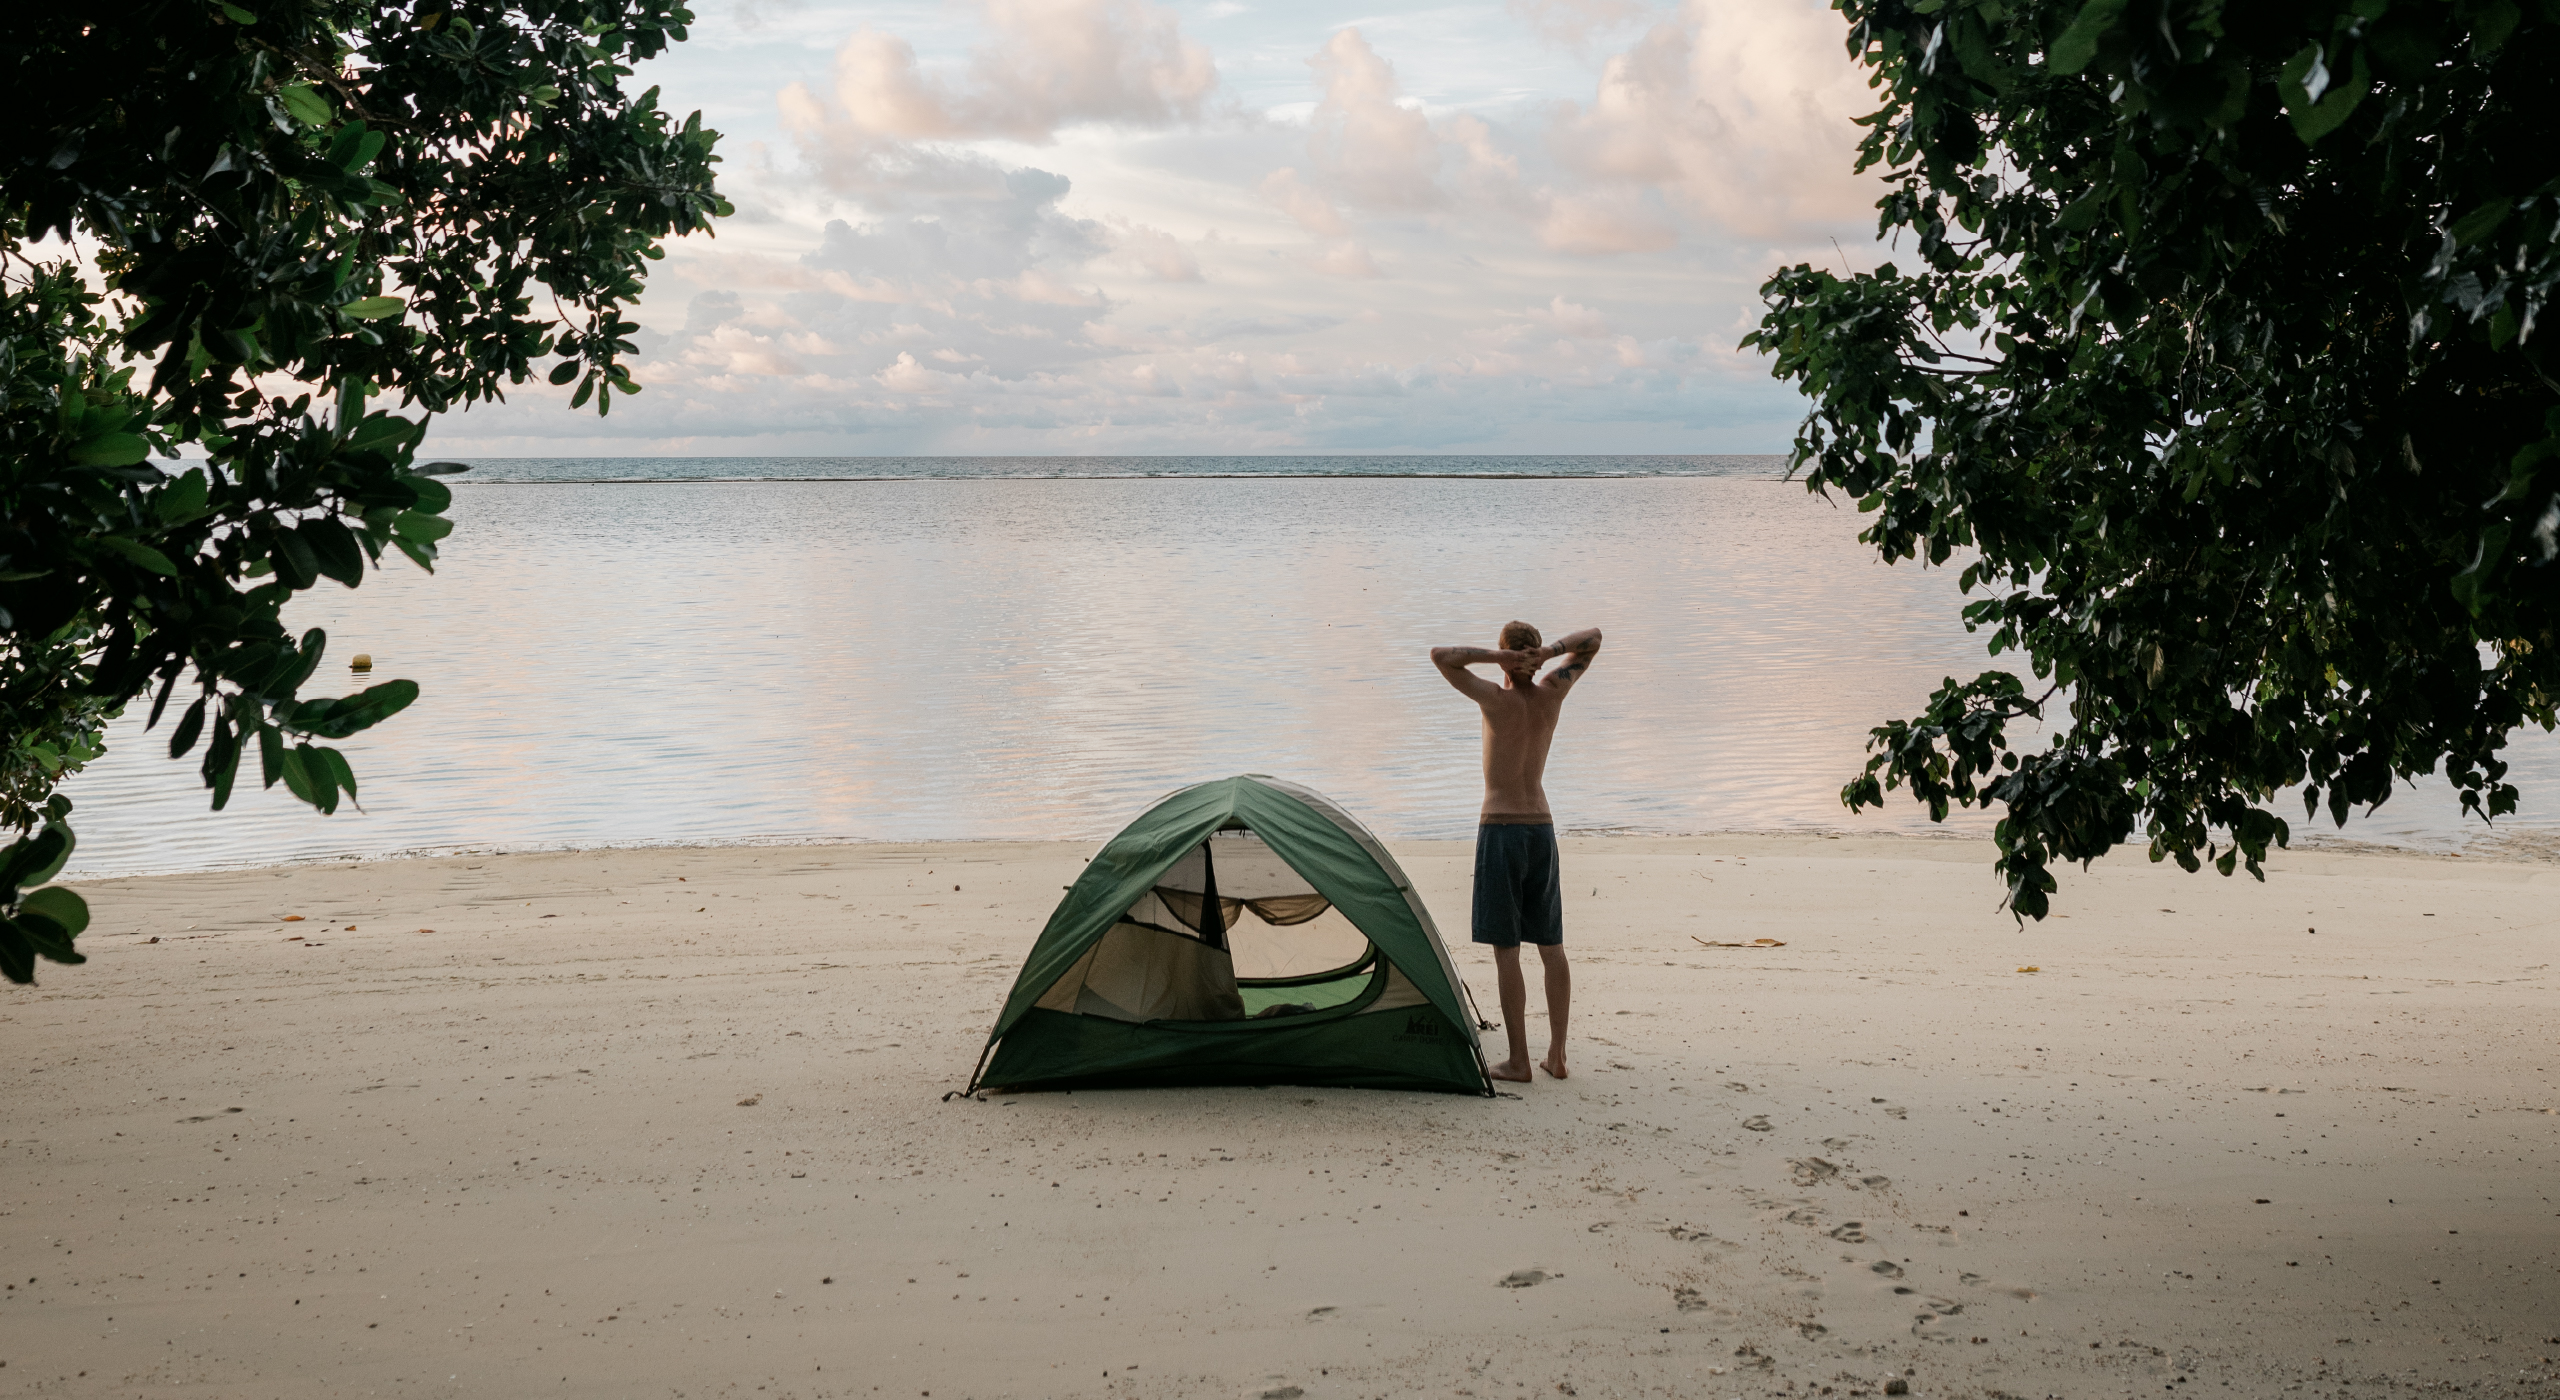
1490, 945, 1532, 1082
1537, 942, 1570, 1079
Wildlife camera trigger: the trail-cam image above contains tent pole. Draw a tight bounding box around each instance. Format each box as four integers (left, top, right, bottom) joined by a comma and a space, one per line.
1197, 838, 1227, 953
959, 1037, 997, 1096
1452, 978, 1498, 1095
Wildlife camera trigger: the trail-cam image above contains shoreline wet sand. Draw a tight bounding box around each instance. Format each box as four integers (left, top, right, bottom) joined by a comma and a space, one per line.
6, 834, 2555, 1398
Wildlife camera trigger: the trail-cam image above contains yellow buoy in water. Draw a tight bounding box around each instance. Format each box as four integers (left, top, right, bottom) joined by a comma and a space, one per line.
350, 653, 373, 671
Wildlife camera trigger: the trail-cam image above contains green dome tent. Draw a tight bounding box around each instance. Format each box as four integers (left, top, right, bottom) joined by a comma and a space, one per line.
968, 775, 1493, 1096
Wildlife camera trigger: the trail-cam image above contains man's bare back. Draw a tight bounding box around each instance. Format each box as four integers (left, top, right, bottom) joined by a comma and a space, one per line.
1428, 622, 1602, 1083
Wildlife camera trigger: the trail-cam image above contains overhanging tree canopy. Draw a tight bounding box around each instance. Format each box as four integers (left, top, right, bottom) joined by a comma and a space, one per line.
1748, 0, 2560, 916
0, 1, 726, 982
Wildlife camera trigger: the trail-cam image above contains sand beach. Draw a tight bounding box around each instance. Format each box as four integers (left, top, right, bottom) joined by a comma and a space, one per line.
6, 833, 2557, 1399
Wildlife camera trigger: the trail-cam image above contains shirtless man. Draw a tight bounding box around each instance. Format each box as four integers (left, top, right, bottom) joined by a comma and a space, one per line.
1429, 621, 1603, 1083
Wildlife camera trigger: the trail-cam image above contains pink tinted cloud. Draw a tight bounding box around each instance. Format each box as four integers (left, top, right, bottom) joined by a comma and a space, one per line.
1105, 220, 1204, 282
1547, 0, 1873, 238
1541, 295, 1611, 338
1536, 191, 1678, 254
1506, 0, 1649, 50
1252, 3, 1864, 263
960, 0, 1217, 138
533, 0, 1857, 453
1311, 241, 1383, 279
1305, 29, 1442, 211
782, 0, 1217, 197
1259, 168, 1351, 238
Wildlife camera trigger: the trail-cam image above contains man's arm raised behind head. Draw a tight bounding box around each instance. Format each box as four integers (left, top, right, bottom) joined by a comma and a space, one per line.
1538, 627, 1603, 693
1430, 645, 1510, 701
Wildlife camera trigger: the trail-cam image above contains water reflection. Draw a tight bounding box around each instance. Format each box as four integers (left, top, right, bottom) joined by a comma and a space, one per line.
453, 454, 1788, 483
57, 478, 2560, 876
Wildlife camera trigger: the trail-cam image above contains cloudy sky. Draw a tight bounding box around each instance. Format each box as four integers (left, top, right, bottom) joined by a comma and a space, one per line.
427, 0, 1887, 458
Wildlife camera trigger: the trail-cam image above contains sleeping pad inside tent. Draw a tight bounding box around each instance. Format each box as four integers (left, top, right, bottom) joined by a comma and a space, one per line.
969, 775, 1493, 1095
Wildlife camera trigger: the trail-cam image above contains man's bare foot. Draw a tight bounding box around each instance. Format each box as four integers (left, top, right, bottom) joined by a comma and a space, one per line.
1540, 1053, 1568, 1079
1490, 1057, 1534, 1083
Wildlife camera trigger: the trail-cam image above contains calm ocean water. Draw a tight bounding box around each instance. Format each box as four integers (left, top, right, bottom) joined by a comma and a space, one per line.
447, 454, 1786, 482
55, 457, 2560, 877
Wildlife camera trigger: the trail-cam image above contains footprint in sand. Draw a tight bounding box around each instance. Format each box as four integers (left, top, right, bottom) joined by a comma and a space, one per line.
1741, 1114, 1773, 1132
1870, 1260, 1905, 1279
1909, 1298, 1964, 1336
1499, 1269, 1553, 1288
1827, 1221, 1869, 1243
1672, 1285, 1713, 1312
1789, 1157, 1841, 1185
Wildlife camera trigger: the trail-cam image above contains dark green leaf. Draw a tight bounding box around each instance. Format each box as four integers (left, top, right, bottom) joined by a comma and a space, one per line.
168, 694, 208, 759
2286, 47, 2371, 143
289, 679, 418, 739
155, 467, 212, 525
390, 535, 439, 572
13, 908, 84, 964
2450, 199, 2513, 247
281, 628, 328, 696
2048, 0, 2127, 75
392, 511, 453, 543
258, 722, 285, 790
402, 474, 453, 513
19, 886, 90, 939
346, 411, 420, 453
278, 84, 330, 127
2472, 0, 2523, 53
297, 517, 366, 587
72, 431, 151, 467
0, 919, 34, 984
271, 528, 319, 589
0, 825, 72, 892
95, 535, 180, 575
208, 714, 243, 811
312, 745, 360, 806
288, 743, 338, 814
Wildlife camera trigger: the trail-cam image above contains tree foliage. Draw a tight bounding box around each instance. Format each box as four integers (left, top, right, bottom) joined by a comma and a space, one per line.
0, 0, 725, 982
1748, 0, 2560, 917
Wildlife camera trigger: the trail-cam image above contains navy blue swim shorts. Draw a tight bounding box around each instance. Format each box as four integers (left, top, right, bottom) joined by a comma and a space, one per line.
1472, 821, 1562, 947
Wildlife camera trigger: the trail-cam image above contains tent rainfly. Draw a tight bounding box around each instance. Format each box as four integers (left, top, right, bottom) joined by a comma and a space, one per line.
967, 775, 1492, 1095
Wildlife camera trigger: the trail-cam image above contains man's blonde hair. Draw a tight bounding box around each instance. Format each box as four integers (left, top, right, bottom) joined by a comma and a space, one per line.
1498, 620, 1542, 652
